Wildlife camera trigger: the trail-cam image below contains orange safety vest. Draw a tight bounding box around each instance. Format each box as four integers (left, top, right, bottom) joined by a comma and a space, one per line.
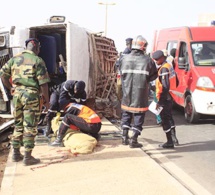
77, 105, 101, 123
156, 62, 177, 100
65, 103, 101, 130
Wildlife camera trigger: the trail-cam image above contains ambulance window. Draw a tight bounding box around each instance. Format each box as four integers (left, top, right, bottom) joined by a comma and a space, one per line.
192, 42, 215, 65
179, 42, 187, 58
192, 43, 202, 64
178, 42, 189, 70
167, 42, 177, 54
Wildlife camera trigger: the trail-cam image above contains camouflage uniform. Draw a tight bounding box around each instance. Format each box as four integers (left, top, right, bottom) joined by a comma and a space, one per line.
0, 50, 50, 151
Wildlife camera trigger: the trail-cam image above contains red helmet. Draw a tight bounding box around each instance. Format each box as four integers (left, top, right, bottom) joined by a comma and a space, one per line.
132, 35, 148, 51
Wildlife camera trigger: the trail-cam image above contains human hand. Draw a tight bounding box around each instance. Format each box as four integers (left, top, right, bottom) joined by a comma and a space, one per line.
156, 103, 161, 110
44, 102, 50, 112
10, 87, 15, 95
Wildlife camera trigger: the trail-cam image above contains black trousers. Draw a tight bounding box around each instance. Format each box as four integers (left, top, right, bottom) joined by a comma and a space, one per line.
121, 111, 145, 134
160, 100, 175, 133
59, 114, 101, 135
46, 91, 59, 121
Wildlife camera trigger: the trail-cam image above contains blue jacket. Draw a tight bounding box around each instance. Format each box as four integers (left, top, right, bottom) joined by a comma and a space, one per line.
55, 80, 87, 110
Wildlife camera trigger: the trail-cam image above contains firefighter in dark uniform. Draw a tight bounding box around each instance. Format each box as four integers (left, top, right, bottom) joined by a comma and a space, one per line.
119, 35, 158, 148
116, 38, 134, 101
152, 50, 179, 148
45, 80, 87, 136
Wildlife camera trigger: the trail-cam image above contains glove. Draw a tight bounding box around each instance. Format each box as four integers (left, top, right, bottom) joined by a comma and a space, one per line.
56, 112, 61, 119
76, 99, 81, 103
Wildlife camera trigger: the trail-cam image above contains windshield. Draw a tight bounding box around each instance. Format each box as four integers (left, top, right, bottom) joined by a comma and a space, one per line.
191, 42, 215, 66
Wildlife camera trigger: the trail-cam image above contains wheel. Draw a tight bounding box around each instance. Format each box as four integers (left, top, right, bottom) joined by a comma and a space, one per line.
184, 95, 200, 123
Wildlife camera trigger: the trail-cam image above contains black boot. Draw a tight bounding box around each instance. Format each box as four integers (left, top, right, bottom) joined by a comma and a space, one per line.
129, 131, 143, 148
44, 120, 52, 137
159, 131, 174, 149
49, 135, 64, 147
122, 129, 129, 145
171, 128, 179, 146
12, 148, 24, 162
49, 124, 68, 147
23, 151, 40, 166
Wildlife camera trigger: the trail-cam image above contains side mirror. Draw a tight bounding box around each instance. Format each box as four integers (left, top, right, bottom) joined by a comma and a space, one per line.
178, 57, 189, 70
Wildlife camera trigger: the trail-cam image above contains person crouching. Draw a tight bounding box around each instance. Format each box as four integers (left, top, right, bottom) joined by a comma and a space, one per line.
50, 100, 102, 147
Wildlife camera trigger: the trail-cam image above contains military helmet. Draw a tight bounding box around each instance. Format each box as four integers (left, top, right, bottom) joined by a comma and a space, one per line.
132, 35, 148, 51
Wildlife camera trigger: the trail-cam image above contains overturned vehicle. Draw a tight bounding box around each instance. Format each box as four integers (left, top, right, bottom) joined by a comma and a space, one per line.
0, 16, 119, 144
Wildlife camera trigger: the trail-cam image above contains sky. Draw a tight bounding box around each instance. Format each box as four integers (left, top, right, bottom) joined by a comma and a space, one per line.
0, 0, 215, 52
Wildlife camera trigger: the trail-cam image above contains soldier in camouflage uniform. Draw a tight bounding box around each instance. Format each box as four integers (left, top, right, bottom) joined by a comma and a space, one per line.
0, 38, 50, 166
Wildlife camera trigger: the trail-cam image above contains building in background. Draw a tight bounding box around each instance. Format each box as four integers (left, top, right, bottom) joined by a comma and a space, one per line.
198, 14, 215, 26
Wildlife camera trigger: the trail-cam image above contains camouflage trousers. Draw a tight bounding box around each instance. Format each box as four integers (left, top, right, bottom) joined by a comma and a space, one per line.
12, 87, 41, 151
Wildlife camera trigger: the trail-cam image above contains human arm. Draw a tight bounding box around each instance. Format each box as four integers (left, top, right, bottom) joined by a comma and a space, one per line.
59, 81, 73, 110
1, 77, 12, 91
0, 77, 13, 100
157, 67, 170, 107
40, 83, 50, 111
150, 80, 156, 92
64, 80, 87, 104
0, 59, 14, 98
36, 58, 50, 111
75, 91, 87, 105
148, 59, 158, 82
65, 104, 80, 115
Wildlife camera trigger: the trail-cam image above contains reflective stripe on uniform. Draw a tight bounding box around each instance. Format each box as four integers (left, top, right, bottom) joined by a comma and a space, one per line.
65, 103, 100, 123
48, 109, 58, 113
62, 120, 70, 127
164, 128, 171, 133
89, 113, 99, 119
122, 125, 131, 129
121, 104, 148, 112
159, 72, 169, 76
156, 62, 177, 100
63, 81, 69, 91
121, 69, 149, 75
131, 127, 141, 133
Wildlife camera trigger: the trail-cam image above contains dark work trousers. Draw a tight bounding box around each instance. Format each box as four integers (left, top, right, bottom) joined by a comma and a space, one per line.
160, 100, 174, 133
59, 114, 101, 135
46, 91, 60, 121
121, 111, 145, 134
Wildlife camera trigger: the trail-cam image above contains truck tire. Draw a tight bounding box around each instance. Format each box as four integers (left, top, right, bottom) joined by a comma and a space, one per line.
184, 95, 200, 123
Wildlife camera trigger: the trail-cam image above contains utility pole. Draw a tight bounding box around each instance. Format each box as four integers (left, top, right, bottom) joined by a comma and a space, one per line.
98, 2, 116, 36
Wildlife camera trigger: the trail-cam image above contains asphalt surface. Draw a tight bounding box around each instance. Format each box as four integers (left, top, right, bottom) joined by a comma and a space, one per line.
141, 106, 215, 195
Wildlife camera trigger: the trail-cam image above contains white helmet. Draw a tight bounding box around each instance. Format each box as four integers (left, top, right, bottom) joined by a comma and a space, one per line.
132, 35, 148, 51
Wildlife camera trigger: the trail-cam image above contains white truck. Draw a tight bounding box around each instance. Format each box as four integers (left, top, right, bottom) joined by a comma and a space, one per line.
0, 16, 119, 138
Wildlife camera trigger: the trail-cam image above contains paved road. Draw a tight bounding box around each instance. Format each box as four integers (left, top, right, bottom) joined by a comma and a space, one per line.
139, 106, 215, 194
